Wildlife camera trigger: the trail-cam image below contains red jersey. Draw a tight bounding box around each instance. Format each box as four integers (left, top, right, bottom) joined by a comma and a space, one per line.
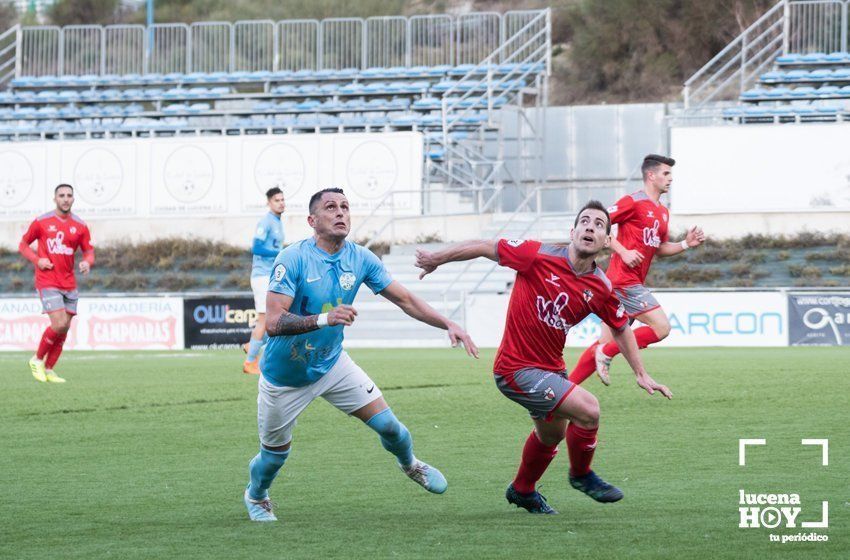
19, 211, 94, 290
493, 239, 628, 375
605, 191, 669, 287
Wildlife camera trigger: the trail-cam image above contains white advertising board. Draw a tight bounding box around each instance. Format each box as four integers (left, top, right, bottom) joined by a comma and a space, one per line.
671, 124, 850, 213
466, 290, 788, 348
60, 143, 137, 217
0, 145, 48, 220
0, 297, 184, 351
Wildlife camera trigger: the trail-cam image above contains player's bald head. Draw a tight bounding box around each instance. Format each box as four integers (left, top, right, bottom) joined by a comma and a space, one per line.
309, 188, 346, 214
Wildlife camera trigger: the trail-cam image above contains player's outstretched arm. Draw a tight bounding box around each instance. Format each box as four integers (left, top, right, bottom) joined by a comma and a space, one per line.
657, 226, 706, 257
265, 292, 357, 337
415, 240, 498, 280
379, 281, 479, 358
610, 326, 673, 399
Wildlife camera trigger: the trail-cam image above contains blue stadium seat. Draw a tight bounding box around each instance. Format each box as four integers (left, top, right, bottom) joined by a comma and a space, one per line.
448, 64, 477, 76
57, 90, 80, 101
297, 83, 319, 94
248, 71, 272, 81
364, 82, 389, 93
319, 83, 339, 94
11, 76, 37, 87
832, 68, 850, 80
163, 103, 189, 113
339, 82, 364, 94
776, 54, 803, 64
183, 72, 207, 83
791, 105, 817, 115
143, 88, 165, 98
743, 106, 770, 116
784, 69, 809, 81
809, 68, 833, 80
789, 86, 816, 98
57, 105, 79, 118
431, 80, 457, 92
366, 98, 388, 108
164, 87, 186, 99
362, 67, 388, 78
404, 66, 429, 76
764, 86, 792, 98
124, 103, 145, 115
296, 99, 320, 111
826, 51, 850, 63
188, 103, 210, 112
314, 69, 335, 79
207, 72, 229, 82
320, 99, 342, 110
229, 71, 251, 82
97, 74, 120, 85
741, 87, 769, 99
759, 70, 784, 82
815, 104, 840, 114
817, 85, 840, 97
270, 70, 293, 81
292, 69, 314, 79
187, 87, 209, 98
122, 88, 144, 99
840, 84, 850, 95
254, 101, 276, 111
389, 112, 419, 126
334, 68, 358, 79
342, 99, 365, 110
277, 100, 297, 111
340, 114, 367, 126
210, 86, 231, 96
272, 84, 296, 94
141, 73, 163, 83
801, 52, 828, 63
413, 97, 441, 110
386, 66, 407, 77
119, 73, 143, 84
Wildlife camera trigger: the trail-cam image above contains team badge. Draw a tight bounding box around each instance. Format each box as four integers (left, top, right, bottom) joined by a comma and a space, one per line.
339, 272, 356, 290
543, 387, 555, 401
256, 226, 265, 236
506, 239, 525, 247
70, 226, 77, 234
273, 264, 286, 282
583, 289, 593, 303
616, 303, 626, 318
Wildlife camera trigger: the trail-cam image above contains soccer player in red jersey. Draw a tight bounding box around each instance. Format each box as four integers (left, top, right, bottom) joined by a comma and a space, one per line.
19, 184, 94, 383
568, 155, 705, 387
415, 200, 671, 513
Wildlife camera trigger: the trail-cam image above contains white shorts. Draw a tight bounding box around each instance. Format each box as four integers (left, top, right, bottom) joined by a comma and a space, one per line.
257, 351, 383, 447
250, 275, 269, 314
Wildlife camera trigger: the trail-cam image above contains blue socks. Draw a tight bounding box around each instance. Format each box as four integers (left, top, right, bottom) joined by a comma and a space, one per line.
247, 337, 264, 362
248, 447, 289, 500
365, 408, 414, 468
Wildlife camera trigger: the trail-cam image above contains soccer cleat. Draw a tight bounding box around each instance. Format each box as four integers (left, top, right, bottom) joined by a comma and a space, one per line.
29, 356, 47, 382
594, 343, 613, 386
45, 370, 66, 383
569, 470, 623, 503
505, 483, 558, 514
243, 359, 260, 375
243, 488, 277, 522
399, 458, 447, 494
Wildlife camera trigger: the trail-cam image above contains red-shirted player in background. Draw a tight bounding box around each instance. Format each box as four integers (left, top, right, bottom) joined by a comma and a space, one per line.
415, 201, 671, 514
19, 184, 94, 383
569, 155, 705, 387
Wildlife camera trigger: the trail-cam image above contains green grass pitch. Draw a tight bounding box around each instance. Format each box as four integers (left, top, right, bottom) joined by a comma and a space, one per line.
0, 347, 847, 559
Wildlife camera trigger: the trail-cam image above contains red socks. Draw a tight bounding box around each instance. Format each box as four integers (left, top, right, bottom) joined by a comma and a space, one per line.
512, 431, 559, 494
45, 332, 67, 370
36, 327, 58, 361
601, 326, 660, 358
568, 342, 599, 384
566, 423, 598, 477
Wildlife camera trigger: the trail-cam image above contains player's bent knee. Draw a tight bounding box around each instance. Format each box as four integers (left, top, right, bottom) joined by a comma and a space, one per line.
262, 441, 291, 453
654, 321, 671, 340
365, 408, 407, 441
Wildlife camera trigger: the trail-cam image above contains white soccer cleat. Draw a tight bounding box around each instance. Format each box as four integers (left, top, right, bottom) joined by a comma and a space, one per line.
399, 458, 447, 494
45, 369, 66, 383
594, 344, 613, 386
243, 488, 277, 522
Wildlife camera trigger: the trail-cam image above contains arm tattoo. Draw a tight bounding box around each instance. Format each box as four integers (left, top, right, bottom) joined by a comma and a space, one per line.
267, 310, 319, 337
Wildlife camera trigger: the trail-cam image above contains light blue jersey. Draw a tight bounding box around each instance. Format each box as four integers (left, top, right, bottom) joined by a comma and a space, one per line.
260, 238, 393, 387
251, 212, 285, 278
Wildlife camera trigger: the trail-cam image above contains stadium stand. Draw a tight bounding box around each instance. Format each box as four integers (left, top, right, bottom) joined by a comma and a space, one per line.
680, 0, 850, 124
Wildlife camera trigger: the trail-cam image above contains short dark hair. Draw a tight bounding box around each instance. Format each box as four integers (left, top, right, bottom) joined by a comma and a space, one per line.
55, 183, 73, 194
265, 187, 283, 199
641, 154, 676, 179
308, 188, 345, 214
574, 199, 611, 234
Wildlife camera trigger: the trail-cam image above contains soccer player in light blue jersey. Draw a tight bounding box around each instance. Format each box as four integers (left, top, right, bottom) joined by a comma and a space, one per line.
242, 187, 286, 375
243, 188, 479, 522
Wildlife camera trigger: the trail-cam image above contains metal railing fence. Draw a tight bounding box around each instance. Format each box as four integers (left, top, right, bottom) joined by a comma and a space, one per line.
8, 10, 549, 77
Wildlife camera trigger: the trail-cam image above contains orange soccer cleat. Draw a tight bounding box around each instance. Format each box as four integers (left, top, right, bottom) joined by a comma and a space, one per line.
242, 359, 260, 375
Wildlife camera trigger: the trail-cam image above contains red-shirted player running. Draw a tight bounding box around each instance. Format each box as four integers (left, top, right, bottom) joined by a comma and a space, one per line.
19, 184, 94, 383
568, 155, 705, 387
415, 200, 672, 514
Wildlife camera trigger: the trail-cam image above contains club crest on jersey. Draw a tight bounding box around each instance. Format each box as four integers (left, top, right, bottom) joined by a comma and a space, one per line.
642, 219, 662, 248
616, 303, 626, 318
536, 292, 573, 334
273, 264, 286, 282
70, 226, 77, 234
583, 289, 594, 303
339, 272, 356, 290
543, 387, 555, 401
